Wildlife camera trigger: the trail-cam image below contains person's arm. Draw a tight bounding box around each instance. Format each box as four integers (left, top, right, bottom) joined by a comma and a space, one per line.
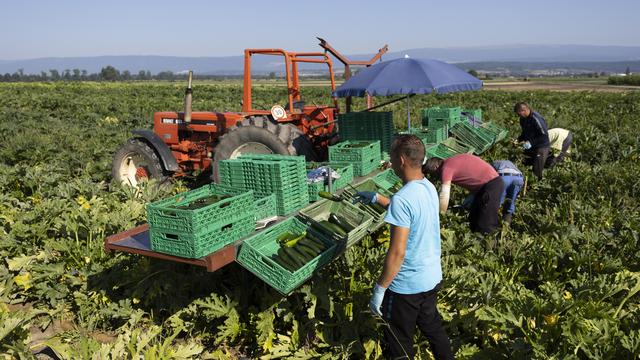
517, 117, 526, 142
376, 194, 391, 209
530, 112, 549, 147
376, 225, 409, 288
439, 181, 451, 214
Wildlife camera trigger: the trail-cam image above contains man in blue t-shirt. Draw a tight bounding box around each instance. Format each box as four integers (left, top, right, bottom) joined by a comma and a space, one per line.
354, 135, 453, 360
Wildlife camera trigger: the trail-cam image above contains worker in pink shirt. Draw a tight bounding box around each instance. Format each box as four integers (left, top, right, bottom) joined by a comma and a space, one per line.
423, 154, 505, 234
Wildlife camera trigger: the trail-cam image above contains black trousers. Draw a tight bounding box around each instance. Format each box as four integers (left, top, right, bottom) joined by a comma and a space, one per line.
468, 176, 505, 234
523, 146, 550, 179
381, 283, 454, 360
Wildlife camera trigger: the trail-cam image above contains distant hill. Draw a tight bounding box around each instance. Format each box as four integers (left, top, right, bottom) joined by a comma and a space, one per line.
2, 44, 640, 75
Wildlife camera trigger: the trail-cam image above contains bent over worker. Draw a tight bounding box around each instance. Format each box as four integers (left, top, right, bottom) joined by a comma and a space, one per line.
353, 135, 454, 360
546, 127, 574, 168
514, 102, 551, 179
423, 153, 505, 234
491, 160, 524, 225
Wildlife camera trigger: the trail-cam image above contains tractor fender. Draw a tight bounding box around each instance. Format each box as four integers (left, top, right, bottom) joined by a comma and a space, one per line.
131, 130, 181, 172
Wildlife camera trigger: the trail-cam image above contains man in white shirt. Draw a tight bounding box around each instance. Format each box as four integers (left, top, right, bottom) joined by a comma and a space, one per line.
546, 128, 573, 167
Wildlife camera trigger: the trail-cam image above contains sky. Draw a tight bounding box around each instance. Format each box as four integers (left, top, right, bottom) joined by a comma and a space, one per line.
1, 0, 639, 60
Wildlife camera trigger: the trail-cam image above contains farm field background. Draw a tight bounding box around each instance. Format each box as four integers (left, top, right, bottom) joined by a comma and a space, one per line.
1, 82, 639, 359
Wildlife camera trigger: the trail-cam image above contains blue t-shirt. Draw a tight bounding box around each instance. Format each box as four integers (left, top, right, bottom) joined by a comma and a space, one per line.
383, 178, 442, 294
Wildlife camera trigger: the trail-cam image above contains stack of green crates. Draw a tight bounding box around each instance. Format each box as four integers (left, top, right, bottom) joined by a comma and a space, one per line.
450, 121, 497, 154
219, 154, 309, 216
329, 140, 381, 177
338, 112, 394, 159
461, 108, 482, 122
236, 216, 338, 295
426, 138, 475, 159
306, 163, 354, 202
147, 184, 255, 259
422, 106, 462, 129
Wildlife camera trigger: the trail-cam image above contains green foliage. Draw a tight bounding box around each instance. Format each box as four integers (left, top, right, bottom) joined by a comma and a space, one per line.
0, 82, 639, 358
607, 74, 640, 86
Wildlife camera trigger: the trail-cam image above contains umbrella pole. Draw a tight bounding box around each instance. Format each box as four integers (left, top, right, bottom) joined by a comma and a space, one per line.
407, 96, 411, 131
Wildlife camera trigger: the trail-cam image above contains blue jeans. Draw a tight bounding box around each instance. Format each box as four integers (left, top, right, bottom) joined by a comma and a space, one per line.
499, 174, 524, 215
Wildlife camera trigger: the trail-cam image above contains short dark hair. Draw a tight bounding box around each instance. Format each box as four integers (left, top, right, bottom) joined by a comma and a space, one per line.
514, 102, 530, 113
423, 157, 443, 174
390, 135, 425, 168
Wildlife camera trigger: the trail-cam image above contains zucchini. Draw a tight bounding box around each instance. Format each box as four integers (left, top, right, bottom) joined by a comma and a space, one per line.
275, 249, 298, 272
298, 237, 324, 254
320, 220, 348, 236
329, 213, 355, 232
271, 254, 296, 272
291, 245, 315, 262
282, 232, 306, 248
311, 221, 339, 237
283, 247, 307, 268
296, 243, 320, 260
305, 233, 328, 250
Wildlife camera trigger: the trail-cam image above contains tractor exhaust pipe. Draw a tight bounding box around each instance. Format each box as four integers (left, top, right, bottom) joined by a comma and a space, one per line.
184, 70, 193, 123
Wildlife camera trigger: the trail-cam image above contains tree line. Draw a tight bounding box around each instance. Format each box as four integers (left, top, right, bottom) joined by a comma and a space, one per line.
0, 66, 256, 82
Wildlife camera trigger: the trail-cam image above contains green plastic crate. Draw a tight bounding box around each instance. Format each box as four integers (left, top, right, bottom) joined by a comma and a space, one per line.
146, 184, 254, 235
254, 194, 277, 221
481, 122, 509, 142
236, 216, 338, 295
240, 153, 307, 163
338, 111, 394, 155
329, 140, 381, 177
426, 138, 475, 159
450, 122, 496, 154
342, 179, 393, 230
219, 156, 309, 216
307, 163, 354, 202
426, 106, 462, 119
299, 199, 374, 248
198, 184, 276, 224
372, 169, 402, 192
422, 107, 462, 129
462, 108, 482, 121
150, 213, 254, 259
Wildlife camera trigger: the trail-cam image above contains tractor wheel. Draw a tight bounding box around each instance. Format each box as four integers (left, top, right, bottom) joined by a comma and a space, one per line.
212, 116, 317, 182
112, 138, 167, 187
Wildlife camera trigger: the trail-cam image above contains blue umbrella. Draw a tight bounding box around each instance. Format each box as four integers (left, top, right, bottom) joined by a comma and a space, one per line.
332, 57, 483, 129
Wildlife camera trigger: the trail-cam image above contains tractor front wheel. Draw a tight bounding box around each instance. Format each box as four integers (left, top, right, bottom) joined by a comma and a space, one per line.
111, 138, 167, 187
212, 116, 317, 182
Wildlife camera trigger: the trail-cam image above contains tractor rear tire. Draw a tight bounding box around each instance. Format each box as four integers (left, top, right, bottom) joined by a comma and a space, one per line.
112, 138, 168, 187
212, 116, 317, 182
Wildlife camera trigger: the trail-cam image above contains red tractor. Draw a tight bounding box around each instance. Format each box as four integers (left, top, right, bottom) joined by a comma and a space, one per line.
111, 39, 387, 186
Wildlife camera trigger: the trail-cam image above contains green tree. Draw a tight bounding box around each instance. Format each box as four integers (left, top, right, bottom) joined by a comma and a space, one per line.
468, 69, 479, 78
100, 65, 119, 81
625, 66, 631, 76
49, 69, 60, 80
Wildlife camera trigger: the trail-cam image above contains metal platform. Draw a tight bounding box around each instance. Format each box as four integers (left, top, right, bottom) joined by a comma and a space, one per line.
103, 223, 238, 272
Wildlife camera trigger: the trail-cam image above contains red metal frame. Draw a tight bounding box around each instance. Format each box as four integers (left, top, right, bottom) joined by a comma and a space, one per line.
152, 47, 341, 175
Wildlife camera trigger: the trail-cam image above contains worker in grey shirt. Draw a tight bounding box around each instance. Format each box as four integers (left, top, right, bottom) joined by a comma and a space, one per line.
491, 160, 524, 225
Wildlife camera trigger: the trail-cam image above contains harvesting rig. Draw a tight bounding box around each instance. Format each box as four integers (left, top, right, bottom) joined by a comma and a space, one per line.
112, 39, 388, 186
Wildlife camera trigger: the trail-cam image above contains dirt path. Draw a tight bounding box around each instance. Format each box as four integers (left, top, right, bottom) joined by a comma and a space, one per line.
483, 81, 640, 92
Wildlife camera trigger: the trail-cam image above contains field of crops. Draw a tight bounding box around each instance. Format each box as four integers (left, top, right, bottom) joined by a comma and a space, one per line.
1, 82, 639, 359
